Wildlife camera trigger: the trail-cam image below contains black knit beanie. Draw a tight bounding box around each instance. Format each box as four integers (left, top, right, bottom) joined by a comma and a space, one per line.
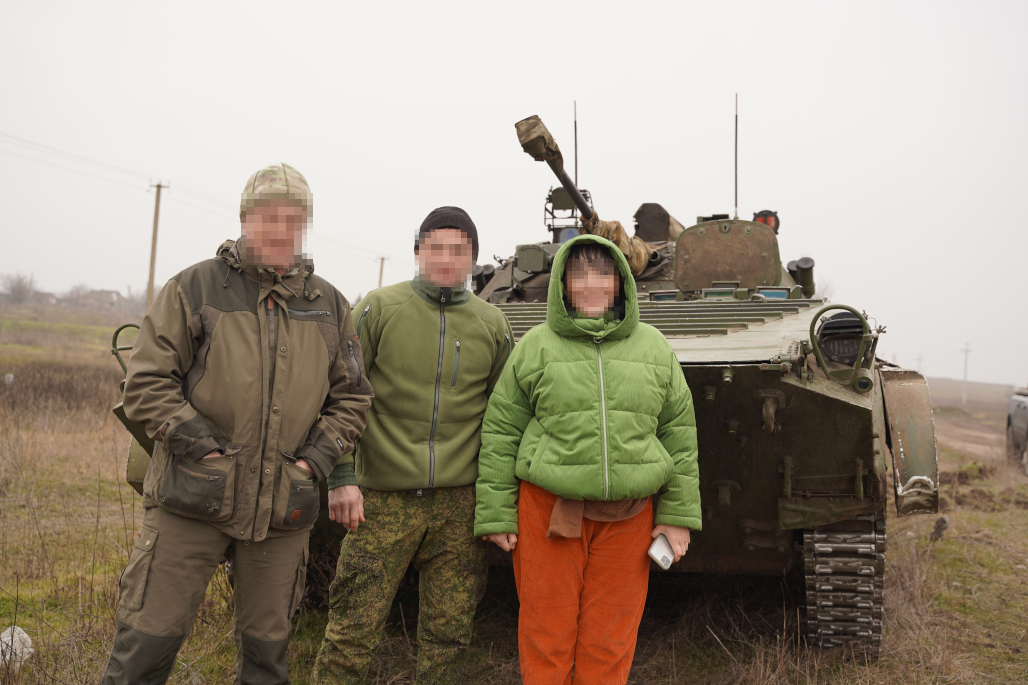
415, 206, 479, 262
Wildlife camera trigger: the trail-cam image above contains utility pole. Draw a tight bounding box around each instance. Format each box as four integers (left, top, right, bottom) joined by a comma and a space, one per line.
377, 256, 386, 289
960, 343, 971, 405
146, 182, 167, 309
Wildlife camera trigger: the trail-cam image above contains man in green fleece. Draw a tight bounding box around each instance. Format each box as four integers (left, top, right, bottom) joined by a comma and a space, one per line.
312, 207, 513, 684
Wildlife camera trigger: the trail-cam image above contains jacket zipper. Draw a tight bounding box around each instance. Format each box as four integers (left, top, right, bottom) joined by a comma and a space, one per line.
347, 339, 362, 388
263, 296, 277, 443
357, 304, 371, 338
428, 291, 447, 488
255, 294, 277, 536
450, 339, 461, 388
595, 338, 610, 500
504, 332, 511, 355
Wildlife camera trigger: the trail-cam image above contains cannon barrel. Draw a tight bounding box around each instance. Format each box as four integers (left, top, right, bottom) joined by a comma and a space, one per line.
515, 115, 595, 222
544, 159, 594, 221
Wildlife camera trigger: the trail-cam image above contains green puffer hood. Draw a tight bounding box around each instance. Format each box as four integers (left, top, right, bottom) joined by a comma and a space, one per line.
546, 234, 638, 341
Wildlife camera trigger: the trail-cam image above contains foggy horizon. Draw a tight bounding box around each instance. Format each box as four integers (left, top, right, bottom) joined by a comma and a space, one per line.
2, 1, 1025, 384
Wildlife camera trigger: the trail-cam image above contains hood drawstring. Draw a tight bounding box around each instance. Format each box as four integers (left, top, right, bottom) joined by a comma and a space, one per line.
222, 264, 232, 287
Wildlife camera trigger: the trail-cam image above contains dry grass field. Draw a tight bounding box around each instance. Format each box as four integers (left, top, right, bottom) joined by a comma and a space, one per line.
1, 305, 1026, 683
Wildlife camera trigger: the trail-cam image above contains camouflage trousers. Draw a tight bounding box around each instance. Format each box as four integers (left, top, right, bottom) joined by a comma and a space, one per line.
312, 485, 487, 684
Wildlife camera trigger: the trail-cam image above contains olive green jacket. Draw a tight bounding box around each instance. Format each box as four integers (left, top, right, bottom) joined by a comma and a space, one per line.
327, 278, 513, 492
474, 234, 701, 535
123, 239, 373, 540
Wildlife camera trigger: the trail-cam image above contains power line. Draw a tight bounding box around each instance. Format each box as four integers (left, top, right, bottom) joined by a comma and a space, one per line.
1, 133, 237, 215
172, 183, 235, 211
0, 131, 154, 180
307, 232, 392, 258
166, 195, 234, 219
0, 147, 149, 192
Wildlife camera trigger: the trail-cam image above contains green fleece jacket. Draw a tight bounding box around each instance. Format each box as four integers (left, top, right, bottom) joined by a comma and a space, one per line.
474, 234, 701, 535
327, 278, 513, 491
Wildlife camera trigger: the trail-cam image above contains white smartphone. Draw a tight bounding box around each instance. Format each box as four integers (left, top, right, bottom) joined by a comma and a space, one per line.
648, 533, 674, 570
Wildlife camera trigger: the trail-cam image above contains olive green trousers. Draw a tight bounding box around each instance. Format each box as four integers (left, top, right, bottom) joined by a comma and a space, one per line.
102, 506, 309, 685
312, 485, 487, 684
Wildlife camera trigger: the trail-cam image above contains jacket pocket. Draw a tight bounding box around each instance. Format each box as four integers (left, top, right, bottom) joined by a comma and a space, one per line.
450, 339, 462, 388
119, 524, 158, 611
272, 460, 320, 530
525, 431, 551, 480
357, 304, 371, 337
157, 450, 238, 521
650, 434, 674, 482
346, 339, 362, 389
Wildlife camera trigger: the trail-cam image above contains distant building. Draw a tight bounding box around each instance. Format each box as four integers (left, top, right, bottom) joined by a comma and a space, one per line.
29, 291, 57, 306
83, 290, 125, 308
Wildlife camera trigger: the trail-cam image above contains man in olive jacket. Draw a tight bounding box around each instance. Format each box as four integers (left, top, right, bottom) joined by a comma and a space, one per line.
102, 163, 373, 685
312, 207, 513, 684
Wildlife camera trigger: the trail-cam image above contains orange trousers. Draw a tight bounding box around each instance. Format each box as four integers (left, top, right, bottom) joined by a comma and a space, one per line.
513, 480, 653, 685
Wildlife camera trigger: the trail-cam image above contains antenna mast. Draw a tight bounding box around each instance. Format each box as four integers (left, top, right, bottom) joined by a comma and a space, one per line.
574, 101, 579, 228
734, 93, 738, 220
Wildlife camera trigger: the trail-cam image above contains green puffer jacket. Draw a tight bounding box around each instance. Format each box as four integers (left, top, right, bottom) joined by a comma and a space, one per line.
474, 234, 701, 535
327, 278, 513, 492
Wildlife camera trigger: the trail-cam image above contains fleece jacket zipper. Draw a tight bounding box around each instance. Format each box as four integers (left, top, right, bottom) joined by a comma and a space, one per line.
428, 289, 448, 489
450, 339, 461, 388
357, 304, 370, 337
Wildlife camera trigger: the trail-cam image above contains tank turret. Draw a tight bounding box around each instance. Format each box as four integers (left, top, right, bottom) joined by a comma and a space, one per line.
478, 116, 816, 305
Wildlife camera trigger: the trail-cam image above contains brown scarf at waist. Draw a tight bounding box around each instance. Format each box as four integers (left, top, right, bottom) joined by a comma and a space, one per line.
546, 496, 650, 539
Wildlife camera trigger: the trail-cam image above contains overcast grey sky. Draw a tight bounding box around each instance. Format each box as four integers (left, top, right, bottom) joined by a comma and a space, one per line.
1, 1, 1025, 384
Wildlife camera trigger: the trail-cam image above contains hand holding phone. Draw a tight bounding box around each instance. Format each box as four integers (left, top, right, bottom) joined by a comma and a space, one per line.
649, 525, 691, 570
648, 533, 674, 570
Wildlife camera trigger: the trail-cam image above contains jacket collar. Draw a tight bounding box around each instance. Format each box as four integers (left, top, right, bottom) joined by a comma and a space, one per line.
217, 237, 311, 302
546, 234, 638, 341
409, 276, 471, 307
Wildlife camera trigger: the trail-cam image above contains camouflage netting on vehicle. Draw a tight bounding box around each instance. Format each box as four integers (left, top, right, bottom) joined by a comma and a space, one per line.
516, 115, 565, 170
580, 212, 651, 276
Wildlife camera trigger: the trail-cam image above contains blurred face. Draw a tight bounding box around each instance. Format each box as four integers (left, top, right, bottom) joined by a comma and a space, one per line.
242, 200, 307, 271
417, 228, 473, 288
566, 258, 618, 317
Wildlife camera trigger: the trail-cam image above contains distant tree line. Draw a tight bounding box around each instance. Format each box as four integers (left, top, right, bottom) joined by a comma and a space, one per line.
0, 272, 145, 314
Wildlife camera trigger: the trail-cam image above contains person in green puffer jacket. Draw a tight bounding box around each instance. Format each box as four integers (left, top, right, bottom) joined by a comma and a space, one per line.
475, 234, 701, 685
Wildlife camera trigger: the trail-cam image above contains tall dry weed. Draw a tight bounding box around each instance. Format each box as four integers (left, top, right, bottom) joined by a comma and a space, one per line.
1, 358, 134, 684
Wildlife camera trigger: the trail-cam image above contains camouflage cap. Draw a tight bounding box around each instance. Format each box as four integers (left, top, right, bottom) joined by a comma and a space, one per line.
240, 162, 312, 220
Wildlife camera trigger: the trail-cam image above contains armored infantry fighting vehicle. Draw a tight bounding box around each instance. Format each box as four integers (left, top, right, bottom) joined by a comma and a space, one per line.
472, 115, 941, 659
